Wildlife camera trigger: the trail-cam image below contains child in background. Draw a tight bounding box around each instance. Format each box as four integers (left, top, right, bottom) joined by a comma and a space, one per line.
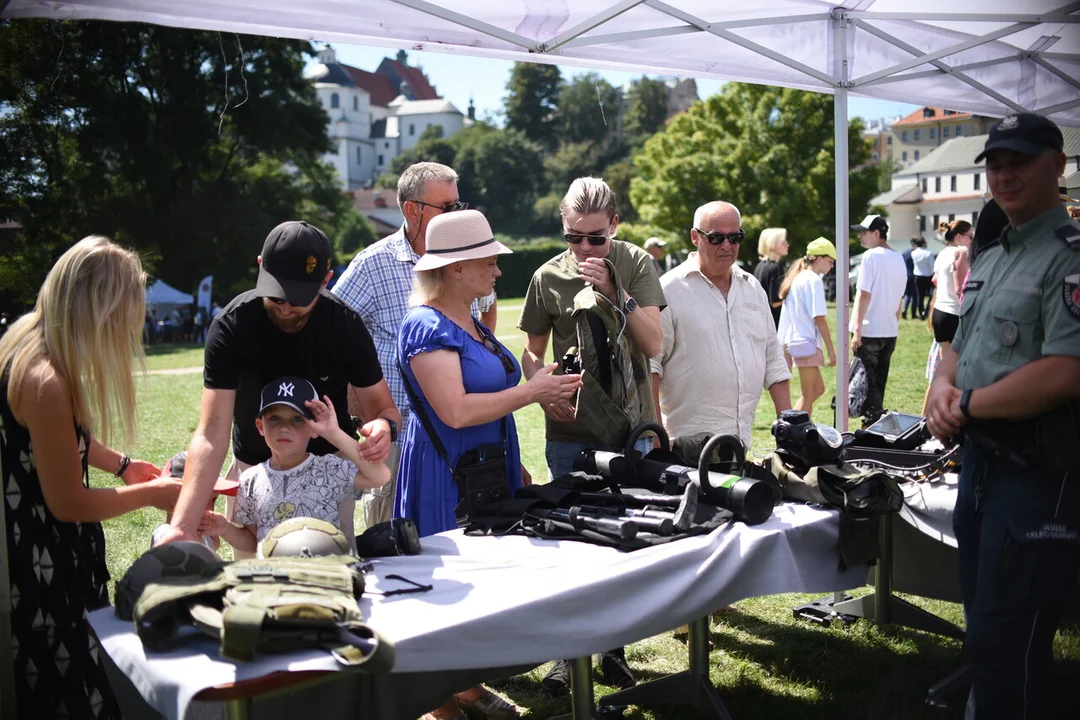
200, 376, 390, 555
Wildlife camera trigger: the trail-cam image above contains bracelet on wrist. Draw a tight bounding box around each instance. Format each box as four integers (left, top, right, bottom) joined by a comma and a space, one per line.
114, 454, 131, 478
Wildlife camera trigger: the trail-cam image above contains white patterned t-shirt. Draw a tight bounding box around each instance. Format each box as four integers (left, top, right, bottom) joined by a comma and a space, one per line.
233, 453, 357, 541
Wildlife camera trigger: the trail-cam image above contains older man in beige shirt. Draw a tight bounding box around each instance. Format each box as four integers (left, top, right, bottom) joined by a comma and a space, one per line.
650, 201, 791, 451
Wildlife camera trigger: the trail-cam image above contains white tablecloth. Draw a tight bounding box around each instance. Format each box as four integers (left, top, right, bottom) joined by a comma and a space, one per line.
899, 475, 959, 548
90, 502, 865, 720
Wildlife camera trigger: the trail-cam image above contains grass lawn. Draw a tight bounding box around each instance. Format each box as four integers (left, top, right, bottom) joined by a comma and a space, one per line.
101, 299, 1078, 719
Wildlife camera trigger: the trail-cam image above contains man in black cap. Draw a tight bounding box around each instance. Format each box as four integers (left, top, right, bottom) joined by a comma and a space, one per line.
848, 213, 907, 425
927, 112, 1080, 719
159, 220, 400, 549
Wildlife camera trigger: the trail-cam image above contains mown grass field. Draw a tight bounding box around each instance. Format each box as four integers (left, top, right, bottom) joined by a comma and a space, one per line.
99, 299, 1078, 719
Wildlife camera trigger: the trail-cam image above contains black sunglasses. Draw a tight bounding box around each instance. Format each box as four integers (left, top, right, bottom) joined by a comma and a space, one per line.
475, 321, 515, 376
412, 199, 468, 214
694, 227, 745, 246
564, 232, 609, 246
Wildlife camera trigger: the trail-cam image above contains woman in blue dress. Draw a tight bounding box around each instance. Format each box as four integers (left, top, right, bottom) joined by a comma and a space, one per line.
395, 209, 581, 539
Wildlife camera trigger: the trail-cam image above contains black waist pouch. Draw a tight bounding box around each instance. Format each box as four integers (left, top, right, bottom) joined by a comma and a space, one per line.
453, 444, 509, 526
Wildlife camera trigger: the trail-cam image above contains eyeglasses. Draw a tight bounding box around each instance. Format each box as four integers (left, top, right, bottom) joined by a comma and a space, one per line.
694, 228, 745, 246
411, 199, 468, 214
564, 232, 610, 246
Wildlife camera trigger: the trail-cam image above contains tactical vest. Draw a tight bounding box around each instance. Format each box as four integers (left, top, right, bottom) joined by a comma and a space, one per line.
131, 555, 393, 668
569, 258, 653, 449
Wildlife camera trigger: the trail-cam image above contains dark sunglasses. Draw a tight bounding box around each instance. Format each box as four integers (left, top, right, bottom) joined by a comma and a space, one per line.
412, 199, 468, 214
694, 227, 745, 246
475, 321, 515, 376
564, 232, 609, 246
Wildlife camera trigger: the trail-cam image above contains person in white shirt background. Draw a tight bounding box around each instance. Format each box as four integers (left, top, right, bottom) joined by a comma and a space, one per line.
777, 237, 837, 419
651, 201, 791, 452
911, 236, 936, 319
849, 214, 908, 426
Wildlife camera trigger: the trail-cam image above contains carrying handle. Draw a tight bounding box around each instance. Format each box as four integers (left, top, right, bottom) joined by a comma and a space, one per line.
620, 422, 670, 488
697, 434, 746, 503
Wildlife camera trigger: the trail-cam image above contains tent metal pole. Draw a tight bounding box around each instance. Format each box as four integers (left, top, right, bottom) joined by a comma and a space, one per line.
1032, 57, 1080, 92
539, 0, 646, 53
832, 9, 850, 433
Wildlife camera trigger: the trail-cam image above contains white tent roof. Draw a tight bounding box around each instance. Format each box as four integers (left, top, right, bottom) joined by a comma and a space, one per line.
8, 0, 1078, 430
145, 279, 194, 306
6, 1, 1080, 125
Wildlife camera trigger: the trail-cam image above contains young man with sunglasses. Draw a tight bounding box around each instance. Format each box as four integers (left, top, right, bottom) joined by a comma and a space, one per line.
332, 162, 497, 528
650, 201, 791, 452
158, 220, 400, 550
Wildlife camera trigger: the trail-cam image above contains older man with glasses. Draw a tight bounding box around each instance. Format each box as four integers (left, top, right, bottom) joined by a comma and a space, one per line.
332, 162, 497, 529
650, 201, 791, 454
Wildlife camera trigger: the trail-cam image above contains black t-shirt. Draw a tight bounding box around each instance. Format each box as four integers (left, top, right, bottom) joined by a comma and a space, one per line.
754, 259, 784, 327
204, 290, 383, 465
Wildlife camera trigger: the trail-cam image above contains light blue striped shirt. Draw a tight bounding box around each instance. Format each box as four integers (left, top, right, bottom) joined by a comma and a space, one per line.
331, 226, 495, 417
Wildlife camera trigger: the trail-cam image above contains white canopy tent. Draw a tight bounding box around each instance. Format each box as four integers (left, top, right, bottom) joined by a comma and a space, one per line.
145, 278, 194, 308
6, 0, 1079, 429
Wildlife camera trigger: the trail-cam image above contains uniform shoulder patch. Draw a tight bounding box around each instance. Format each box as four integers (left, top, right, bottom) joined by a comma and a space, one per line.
1056, 224, 1080, 250
1065, 273, 1080, 320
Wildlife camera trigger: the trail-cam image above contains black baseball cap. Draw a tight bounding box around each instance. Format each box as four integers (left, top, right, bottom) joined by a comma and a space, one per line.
258, 376, 318, 419
256, 221, 332, 306
975, 113, 1064, 163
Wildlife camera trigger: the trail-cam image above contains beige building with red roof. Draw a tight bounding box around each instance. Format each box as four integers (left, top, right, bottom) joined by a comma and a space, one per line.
304, 46, 465, 190
891, 107, 995, 168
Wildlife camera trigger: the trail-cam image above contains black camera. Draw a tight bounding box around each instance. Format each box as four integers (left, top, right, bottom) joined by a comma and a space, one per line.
562, 346, 581, 375
354, 518, 421, 558
771, 409, 844, 469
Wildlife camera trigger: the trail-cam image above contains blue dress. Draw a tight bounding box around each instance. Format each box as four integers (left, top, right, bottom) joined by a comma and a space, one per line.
395, 306, 523, 537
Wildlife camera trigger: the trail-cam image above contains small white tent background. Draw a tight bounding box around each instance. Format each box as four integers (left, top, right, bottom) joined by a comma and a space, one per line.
145, 278, 194, 309
7, 0, 1079, 429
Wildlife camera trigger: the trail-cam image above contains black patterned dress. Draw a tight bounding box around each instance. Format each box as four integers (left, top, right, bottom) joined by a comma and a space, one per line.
1, 374, 120, 718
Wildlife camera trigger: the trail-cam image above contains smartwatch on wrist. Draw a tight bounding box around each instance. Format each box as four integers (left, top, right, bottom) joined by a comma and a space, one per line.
381, 417, 399, 443
959, 389, 974, 420
623, 295, 639, 314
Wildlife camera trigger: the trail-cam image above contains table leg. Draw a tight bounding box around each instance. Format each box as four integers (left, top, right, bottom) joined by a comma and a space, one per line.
832, 514, 964, 640
551, 656, 597, 720
598, 616, 733, 720
221, 698, 250, 720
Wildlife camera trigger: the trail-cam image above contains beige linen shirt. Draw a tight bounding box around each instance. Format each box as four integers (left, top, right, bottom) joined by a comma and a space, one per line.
650, 254, 791, 450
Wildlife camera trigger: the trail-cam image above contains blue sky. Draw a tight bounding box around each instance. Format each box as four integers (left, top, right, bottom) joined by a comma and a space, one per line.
322, 42, 920, 126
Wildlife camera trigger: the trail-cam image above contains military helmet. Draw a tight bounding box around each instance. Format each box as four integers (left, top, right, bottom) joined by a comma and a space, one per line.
259, 517, 352, 558
115, 540, 220, 620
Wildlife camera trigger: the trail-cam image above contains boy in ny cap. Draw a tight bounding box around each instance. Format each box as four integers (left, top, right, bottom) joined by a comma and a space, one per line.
200, 376, 390, 555
849, 213, 907, 425
159, 220, 401, 553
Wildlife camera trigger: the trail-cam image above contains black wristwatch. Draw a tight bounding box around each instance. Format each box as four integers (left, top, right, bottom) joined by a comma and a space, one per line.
381, 416, 399, 442
623, 295, 639, 314
959, 389, 974, 420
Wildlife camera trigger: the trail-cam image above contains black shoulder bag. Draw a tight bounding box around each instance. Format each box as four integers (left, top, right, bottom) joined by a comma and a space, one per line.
398, 358, 510, 527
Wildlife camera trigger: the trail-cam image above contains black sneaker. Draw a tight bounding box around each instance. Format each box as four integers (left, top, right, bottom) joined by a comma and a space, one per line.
541, 659, 571, 696
599, 648, 636, 689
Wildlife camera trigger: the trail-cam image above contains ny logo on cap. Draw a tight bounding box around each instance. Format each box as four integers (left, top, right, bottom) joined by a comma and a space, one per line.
278, 382, 295, 398
997, 115, 1019, 132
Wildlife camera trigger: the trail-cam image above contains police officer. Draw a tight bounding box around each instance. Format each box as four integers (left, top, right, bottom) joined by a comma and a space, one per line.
927, 113, 1080, 718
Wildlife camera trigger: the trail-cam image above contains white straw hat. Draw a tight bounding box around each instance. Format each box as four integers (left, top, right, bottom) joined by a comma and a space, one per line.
414, 210, 512, 271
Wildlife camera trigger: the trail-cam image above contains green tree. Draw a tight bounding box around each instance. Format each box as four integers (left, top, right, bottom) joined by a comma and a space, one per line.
630, 83, 877, 263
603, 161, 638, 222
503, 62, 562, 151
557, 73, 622, 145
453, 127, 544, 234
0, 20, 344, 305
623, 76, 670, 147
418, 124, 445, 142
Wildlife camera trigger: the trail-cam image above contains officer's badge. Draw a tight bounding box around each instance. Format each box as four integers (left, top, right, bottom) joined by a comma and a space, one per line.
997, 115, 1019, 131
1064, 273, 1080, 320
305, 255, 317, 274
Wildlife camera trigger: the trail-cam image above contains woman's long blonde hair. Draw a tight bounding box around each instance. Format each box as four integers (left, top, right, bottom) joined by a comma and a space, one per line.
779, 253, 829, 300
0, 236, 146, 446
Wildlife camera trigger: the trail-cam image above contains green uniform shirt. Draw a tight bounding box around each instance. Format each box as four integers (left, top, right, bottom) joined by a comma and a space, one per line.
517, 240, 666, 443
954, 204, 1080, 391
